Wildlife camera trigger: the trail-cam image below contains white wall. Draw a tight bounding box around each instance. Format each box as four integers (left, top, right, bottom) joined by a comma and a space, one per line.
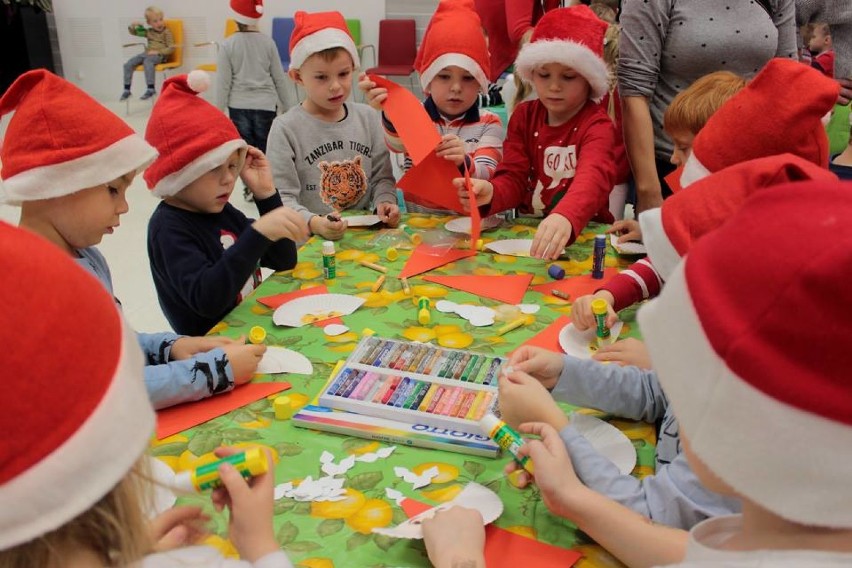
53, 0, 387, 99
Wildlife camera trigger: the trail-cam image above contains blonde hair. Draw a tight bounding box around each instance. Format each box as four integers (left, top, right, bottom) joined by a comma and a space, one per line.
0, 460, 153, 568
664, 71, 747, 135
144, 6, 164, 21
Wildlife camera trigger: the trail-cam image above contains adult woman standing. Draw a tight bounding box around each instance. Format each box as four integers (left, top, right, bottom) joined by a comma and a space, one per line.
618, 0, 797, 212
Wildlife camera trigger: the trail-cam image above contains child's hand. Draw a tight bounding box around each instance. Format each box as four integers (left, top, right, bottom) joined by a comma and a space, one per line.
435, 134, 466, 167
358, 73, 388, 111
606, 219, 642, 243
506, 345, 565, 390
170, 336, 240, 360
498, 371, 569, 431
240, 146, 276, 200
309, 215, 348, 240
571, 291, 617, 332
422, 507, 486, 568
149, 505, 209, 552
221, 343, 265, 385
376, 202, 400, 227
593, 338, 652, 369
210, 447, 278, 563
453, 178, 493, 212
253, 207, 310, 242
531, 214, 573, 260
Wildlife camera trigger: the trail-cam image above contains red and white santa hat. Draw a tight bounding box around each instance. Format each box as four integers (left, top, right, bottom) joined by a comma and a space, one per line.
638, 180, 852, 528
230, 0, 263, 26
289, 11, 359, 71
144, 71, 247, 197
680, 58, 839, 188
514, 5, 610, 102
0, 221, 152, 549
0, 69, 156, 205
414, 0, 490, 93
640, 153, 838, 280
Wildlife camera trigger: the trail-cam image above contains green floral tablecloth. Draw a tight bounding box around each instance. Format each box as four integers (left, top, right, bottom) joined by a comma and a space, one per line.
150, 214, 656, 568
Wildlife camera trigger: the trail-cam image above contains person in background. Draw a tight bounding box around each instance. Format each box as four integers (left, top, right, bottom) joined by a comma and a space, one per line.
795, 0, 852, 103
121, 5, 175, 101
808, 22, 835, 77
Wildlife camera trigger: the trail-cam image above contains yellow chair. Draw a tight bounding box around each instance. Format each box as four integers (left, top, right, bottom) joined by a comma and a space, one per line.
122, 19, 183, 113
194, 19, 238, 73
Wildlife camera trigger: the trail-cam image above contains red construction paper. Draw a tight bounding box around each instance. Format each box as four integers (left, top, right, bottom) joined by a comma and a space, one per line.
465, 164, 481, 249
531, 268, 619, 300
665, 165, 684, 194
156, 382, 291, 439
401, 498, 433, 518
369, 74, 439, 165
397, 150, 466, 214
398, 245, 477, 279
514, 315, 572, 354
422, 274, 533, 304
484, 525, 582, 568
257, 285, 328, 309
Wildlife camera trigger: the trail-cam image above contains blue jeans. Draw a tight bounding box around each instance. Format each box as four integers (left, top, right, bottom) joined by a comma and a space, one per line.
228, 108, 277, 152
123, 53, 163, 88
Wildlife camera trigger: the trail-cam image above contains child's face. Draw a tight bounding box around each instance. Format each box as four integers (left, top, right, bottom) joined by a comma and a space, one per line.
808, 28, 830, 52
531, 63, 591, 126
427, 66, 480, 118
146, 13, 166, 32
167, 149, 242, 214
292, 51, 354, 119
668, 130, 695, 167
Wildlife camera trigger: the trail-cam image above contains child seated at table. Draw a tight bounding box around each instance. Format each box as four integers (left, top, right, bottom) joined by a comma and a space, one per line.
425, 180, 852, 568
359, 0, 504, 214
0, 221, 288, 567
456, 5, 617, 260
121, 5, 175, 101
266, 10, 399, 241
145, 71, 307, 336
0, 69, 265, 410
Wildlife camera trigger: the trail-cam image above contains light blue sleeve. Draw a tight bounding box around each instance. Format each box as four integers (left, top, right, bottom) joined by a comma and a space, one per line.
551, 356, 668, 422
137, 331, 181, 364
558, 427, 741, 529
143, 347, 235, 410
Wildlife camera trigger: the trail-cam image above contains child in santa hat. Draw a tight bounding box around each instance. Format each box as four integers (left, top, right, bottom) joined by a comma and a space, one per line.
455, 5, 618, 260
496, 153, 837, 533
145, 71, 307, 336
0, 69, 265, 410
0, 221, 289, 567
359, 0, 505, 214
216, 0, 290, 202
266, 10, 399, 240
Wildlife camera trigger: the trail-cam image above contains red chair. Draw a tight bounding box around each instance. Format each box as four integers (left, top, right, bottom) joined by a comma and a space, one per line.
364, 19, 418, 93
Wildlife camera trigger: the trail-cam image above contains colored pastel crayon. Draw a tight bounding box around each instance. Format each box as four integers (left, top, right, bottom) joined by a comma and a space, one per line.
481, 359, 502, 385
360, 338, 386, 364
459, 355, 479, 382
446, 353, 464, 380
352, 336, 379, 362
402, 380, 425, 409
417, 384, 440, 411
467, 356, 486, 383
369, 341, 391, 366
363, 374, 386, 402
465, 391, 487, 420
456, 391, 477, 418
474, 392, 495, 420
408, 382, 430, 409
339, 370, 365, 398
332, 368, 361, 396
380, 377, 401, 404
399, 379, 420, 408
421, 349, 444, 375
387, 377, 410, 406
452, 354, 471, 380
408, 346, 429, 372
351, 372, 378, 400
439, 352, 460, 378
448, 389, 469, 417
425, 386, 447, 413
326, 368, 353, 396
378, 342, 404, 367
436, 387, 460, 415
486, 358, 506, 385
396, 345, 420, 370
371, 376, 393, 403
393, 379, 415, 408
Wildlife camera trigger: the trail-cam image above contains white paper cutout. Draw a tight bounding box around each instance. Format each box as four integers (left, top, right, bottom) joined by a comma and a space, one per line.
484, 239, 534, 257
610, 233, 647, 255
273, 294, 365, 327
344, 214, 382, 227
394, 465, 440, 489
444, 215, 502, 234
373, 482, 504, 539
385, 487, 406, 506
145, 456, 178, 518
558, 321, 624, 360
432, 300, 496, 327
517, 304, 541, 314
320, 454, 356, 477
323, 323, 350, 336
256, 346, 313, 375
355, 445, 396, 463
571, 413, 637, 475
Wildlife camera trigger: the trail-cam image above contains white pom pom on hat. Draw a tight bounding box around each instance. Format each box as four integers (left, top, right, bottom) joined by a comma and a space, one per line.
186, 69, 211, 94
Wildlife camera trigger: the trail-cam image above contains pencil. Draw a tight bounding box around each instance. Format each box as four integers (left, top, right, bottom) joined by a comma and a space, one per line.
551, 289, 570, 300
371, 275, 386, 292
359, 260, 388, 273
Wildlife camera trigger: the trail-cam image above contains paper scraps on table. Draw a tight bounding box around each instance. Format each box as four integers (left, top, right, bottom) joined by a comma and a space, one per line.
464, 163, 481, 250
319, 451, 357, 477
369, 75, 439, 165
485, 239, 535, 257
256, 285, 327, 309
445, 215, 502, 234
571, 413, 637, 475
385, 487, 406, 507
272, 293, 365, 327
397, 150, 466, 214
323, 323, 350, 336
355, 446, 395, 463
255, 346, 313, 375
398, 244, 476, 279
514, 315, 572, 354
436, 299, 496, 327
344, 214, 382, 227
558, 321, 625, 360
610, 233, 647, 256
156, 382, 290, 438
531, 268, 619, 299
394, 465, 439, 490
423, 273, 533, 304
373, 482, 503, 539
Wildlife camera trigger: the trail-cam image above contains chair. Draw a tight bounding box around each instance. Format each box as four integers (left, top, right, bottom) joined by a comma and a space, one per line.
122, 19, 184, 114
193, 19, 238, 73
365, 19, 417, 93
345, 18, 375, 69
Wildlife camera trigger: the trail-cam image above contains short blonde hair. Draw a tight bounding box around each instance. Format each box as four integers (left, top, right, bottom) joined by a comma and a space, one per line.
664, 71, 747, 135
145, 6, 164, 21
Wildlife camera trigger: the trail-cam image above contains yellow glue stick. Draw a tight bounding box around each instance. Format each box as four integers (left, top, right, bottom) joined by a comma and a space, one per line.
417, 296, 430, 324
174, 448, 268, 492
479, 414, 534, 474
591, 298, 612, 347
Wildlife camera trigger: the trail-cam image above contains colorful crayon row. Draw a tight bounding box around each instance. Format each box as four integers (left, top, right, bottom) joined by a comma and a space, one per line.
322, 367, 495, 421
350, 337, 504, 386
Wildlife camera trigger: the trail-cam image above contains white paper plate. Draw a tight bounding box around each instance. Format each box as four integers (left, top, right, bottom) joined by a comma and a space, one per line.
373, 482, 503, 539
273, 294, 365, 327
256, 346, 313, 375
323, 323, 350, 336
485, 238, 533, 256
444, 215, 502, 234
571, 413, 637, 475
344, 214, 381, 227
145, 456, 177, 519
558, 321, 624, 359
610, 233, 647, 255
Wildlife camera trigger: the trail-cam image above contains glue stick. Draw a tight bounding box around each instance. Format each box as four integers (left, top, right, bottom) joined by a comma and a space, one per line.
174, 448, 268, 492
479, 414, 534, 474
417, 296, 431, 325
591, 298, 611, 347
322, 241, 336, 280
400, 224, 423, 245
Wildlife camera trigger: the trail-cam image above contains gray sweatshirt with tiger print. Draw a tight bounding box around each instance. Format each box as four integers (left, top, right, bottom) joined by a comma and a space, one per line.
267, 102, 397, 222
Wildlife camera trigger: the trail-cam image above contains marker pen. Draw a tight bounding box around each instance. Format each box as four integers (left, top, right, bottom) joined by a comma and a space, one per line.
479, 414, 534, 475
174, 448, 268, 492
